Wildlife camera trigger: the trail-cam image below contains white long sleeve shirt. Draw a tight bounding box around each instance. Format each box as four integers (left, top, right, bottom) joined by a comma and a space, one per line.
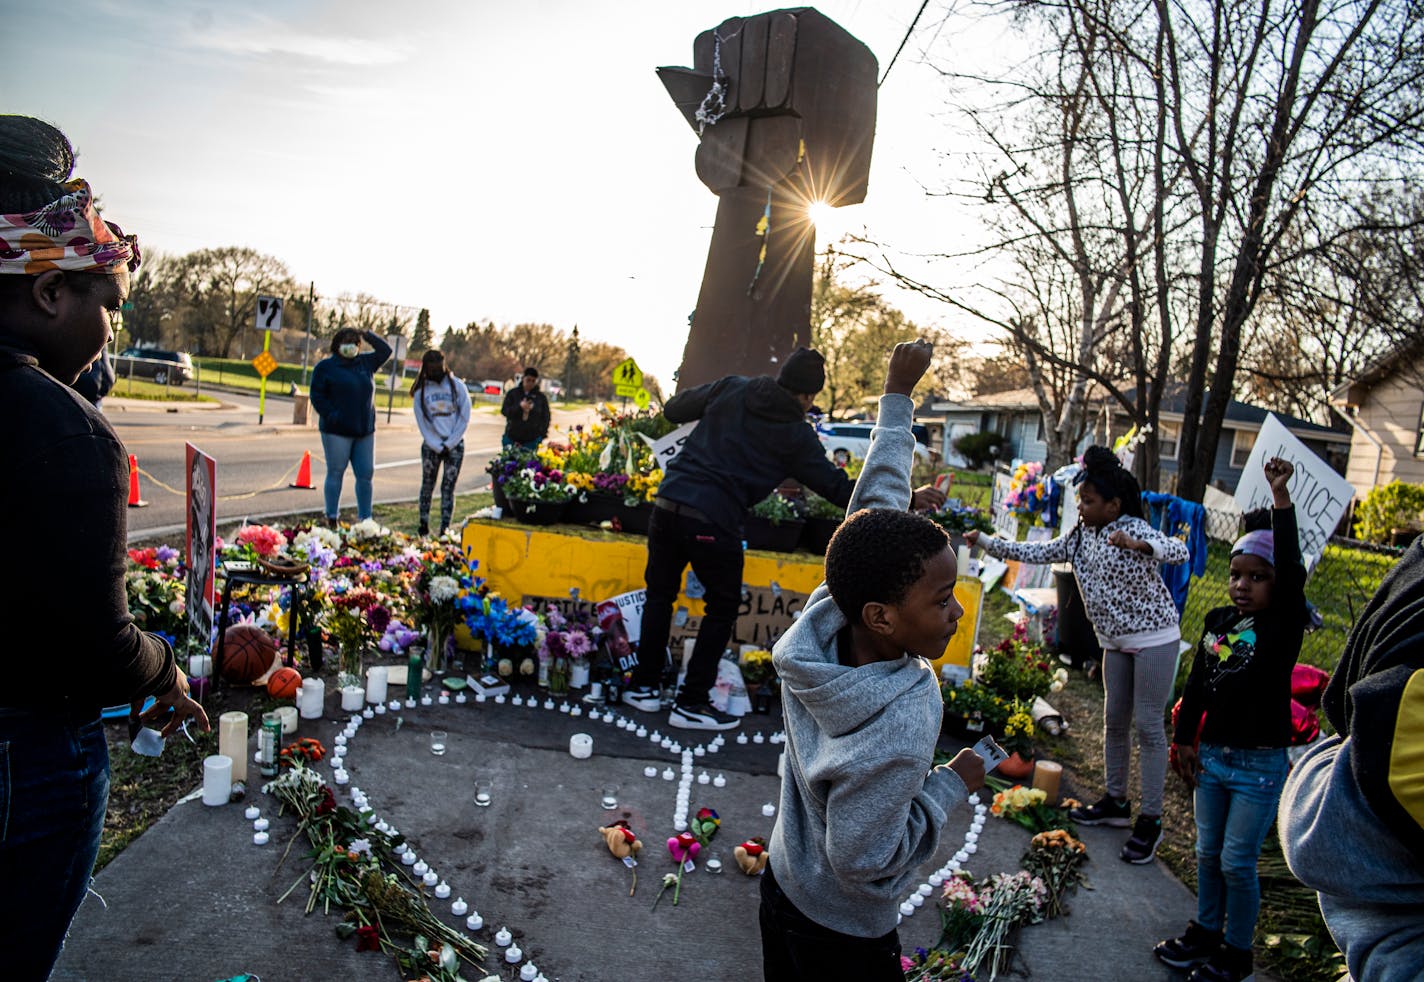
414, 375, 471, 451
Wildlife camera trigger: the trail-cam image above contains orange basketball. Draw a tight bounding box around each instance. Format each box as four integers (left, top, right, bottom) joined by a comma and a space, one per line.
266, 666, 302, 699
222, 624, 278, 684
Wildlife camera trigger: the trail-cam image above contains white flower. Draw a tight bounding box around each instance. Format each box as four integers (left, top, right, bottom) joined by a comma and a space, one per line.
348, 838, 371, 856
1050, 680, 1064, 693
349, 519, 389, 541
429, 576, 459, 603
168, 599, 185, 616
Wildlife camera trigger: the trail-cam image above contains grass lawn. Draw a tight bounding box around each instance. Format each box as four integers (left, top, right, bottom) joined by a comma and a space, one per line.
109, 375, 219, 402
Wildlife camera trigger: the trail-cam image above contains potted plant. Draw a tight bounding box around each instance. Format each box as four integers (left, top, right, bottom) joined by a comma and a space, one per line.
941, 677, 1010, 743
978, 632, 1063, 703
798, 492, 844, 555
501, 460, 574, 525
745, 492, 805, 552
998, 700, 1037, 779
1354, 480, 1424, 545
485, 445, 538, 513
740, 648, 774, 699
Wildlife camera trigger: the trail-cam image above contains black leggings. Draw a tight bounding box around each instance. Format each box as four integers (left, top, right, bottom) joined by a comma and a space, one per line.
759, 863, 904, 981
419, 441, 464, 531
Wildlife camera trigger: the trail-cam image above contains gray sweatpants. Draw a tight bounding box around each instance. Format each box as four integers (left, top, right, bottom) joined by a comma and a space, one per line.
1102, 640, 1179, 817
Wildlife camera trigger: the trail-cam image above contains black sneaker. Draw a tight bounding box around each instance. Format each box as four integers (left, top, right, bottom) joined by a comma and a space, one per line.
669, 702, 741, 731
1121, 814, 1164, 864
1155, 921, 1223, 969
417, 522, 430, 536
1069, 794, 1132, 827
1187, 943, 1253, 982
621, 686, 662, 713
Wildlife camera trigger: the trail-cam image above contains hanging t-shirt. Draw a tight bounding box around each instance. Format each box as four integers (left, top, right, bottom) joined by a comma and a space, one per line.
1143, 492, 1208, 615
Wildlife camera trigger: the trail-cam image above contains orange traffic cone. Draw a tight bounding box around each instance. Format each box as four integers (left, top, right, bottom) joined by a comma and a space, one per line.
127, 454, 148, 508
290, 450, 316, 489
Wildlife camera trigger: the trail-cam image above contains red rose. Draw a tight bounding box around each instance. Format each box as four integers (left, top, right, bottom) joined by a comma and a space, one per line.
355, 924, 380, 952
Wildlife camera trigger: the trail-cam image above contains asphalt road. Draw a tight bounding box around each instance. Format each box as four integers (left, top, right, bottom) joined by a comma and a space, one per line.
106, 391, 593, 536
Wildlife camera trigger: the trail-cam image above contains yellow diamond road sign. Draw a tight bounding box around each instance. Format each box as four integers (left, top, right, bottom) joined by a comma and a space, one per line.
634, 387, 651, 410
612, 357, 643, 397
252, 351, 278, 378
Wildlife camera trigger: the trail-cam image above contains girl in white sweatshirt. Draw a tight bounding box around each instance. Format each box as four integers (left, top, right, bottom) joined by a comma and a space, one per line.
411, 350, 471, 535
967, 446, 1188, 864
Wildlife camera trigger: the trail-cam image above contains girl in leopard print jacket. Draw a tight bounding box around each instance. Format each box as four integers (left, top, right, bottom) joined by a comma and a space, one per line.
966, 447, 1188, 865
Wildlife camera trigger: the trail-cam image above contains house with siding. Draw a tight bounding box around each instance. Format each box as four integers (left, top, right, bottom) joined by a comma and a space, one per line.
1330, 344, 1424, 490
925, 385, 1351, 493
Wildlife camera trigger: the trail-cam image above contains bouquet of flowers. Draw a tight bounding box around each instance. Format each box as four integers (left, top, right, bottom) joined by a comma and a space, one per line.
325, 587, 382, 686
962, 870, 1048, 978
1000, 701, 1037, 758
740, 649, 774, 686
1021, 829, 1089, 919
501, 459, 575, 504
1003, 461, 1053, 526
233, 523, 287, 561
125, 546, 187, 640
988, 780, 1076, 836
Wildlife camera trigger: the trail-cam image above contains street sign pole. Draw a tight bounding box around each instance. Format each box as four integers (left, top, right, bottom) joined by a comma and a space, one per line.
258, 330, 271, 423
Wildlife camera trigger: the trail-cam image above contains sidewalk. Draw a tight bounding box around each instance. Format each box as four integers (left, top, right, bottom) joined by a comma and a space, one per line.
51, 683, 1244, 981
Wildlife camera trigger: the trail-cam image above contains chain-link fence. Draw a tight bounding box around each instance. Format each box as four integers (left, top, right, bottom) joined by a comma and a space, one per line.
1177, 507, 1404, 677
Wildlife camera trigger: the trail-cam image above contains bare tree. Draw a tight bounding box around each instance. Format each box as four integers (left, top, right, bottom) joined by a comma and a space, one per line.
168, 247, 295, 358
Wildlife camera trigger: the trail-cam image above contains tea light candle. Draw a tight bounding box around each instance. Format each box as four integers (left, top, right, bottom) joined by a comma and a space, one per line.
434, 882, 451, 899
662, 768, 675, 780
670, 743, 682, 754
659, 737, 672, 749
762, 803, 776, 817
362, 707, 374, 719
929, 873, 945, 887
543, 699, 554, 710
253, 817, 270, 832
253, 831, 270, 846
494, 926, 512, 947
438, 693, 450, 705
644, 766, 658, 778
899, 902, 915, 917
388, 700, 402, 711
244, 805, 261, 820
421, 695, 434, 707
909, 893, 925, 907
968, 793, 980, 805
974, 804, 987, 816
705, 742, 718, 753
493, 695, 504, 704
694, 746, 705, 757
954, 850, 968, 863
588, 709, 600, 720
402, 852, 417, 866
965, 832, 978, 843
638, 727, 649, 738
736, 733, 749, 744
570, 706, 582, 717
376, 820, 390, 833
697, 772, 710, 785
422, 870, 439, 887
521, 964, 539, 981
673, 818, 687, 831
569, 733, 593, 759
1031, 760, 1063, 804
375, 703, 387, 715
505, 943, 523, 964
466, 911, 483, 931
333, 770, 349, 785
917, 883, 933, 897
713, 774, 726, 788
513, 695, 524, 706
753, 732, 765, 744
455, 692, 467, 704
405, 698, 417, 708
559, 702, 570, 713
650, 730, 661, 742
413, 860, 429, 875
965, 842, 978, 854
451, 897, 468, 916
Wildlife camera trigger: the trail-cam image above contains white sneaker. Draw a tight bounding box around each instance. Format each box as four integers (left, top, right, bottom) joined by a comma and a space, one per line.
621, 686, 662, 713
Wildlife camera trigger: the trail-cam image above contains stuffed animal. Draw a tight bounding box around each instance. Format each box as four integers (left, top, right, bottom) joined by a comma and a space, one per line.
598, 822, 641, 861
735, 837, 768, 875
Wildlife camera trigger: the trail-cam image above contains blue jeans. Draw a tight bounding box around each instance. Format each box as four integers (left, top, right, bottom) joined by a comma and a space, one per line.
1194, 744, 1289, 950
320, 431, 375, 520
0, 711, 110, 980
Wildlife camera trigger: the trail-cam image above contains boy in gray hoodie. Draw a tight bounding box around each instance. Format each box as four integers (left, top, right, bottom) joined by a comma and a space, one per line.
762, 340, 986, 980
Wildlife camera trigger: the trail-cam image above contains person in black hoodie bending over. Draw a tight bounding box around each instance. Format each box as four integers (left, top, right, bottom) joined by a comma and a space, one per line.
623, 347, 944, 732
0, 115, 210, 980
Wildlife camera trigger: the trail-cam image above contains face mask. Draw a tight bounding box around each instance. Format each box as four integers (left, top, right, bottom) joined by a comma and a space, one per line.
338, 343, 359, 358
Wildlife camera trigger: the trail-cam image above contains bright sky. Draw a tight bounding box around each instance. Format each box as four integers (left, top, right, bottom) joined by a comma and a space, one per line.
4, 0, 1006, 384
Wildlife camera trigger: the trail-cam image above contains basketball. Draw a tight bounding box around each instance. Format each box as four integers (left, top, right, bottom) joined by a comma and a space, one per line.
222, 624, 278, 684
266, 666, 302, 699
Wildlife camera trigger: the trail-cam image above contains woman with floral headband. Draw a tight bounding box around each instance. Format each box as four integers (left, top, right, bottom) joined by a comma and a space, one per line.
0, 115, 210, 979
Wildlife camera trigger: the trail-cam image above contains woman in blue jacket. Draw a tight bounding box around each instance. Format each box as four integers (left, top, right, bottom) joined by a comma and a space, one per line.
309, 328, 392, 525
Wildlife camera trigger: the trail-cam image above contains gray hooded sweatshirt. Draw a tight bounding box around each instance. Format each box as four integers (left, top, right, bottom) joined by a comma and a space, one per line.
769, 393, 969, 938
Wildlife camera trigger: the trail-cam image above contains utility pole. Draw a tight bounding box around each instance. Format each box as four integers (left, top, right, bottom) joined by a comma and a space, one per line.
301, 281, 316, 387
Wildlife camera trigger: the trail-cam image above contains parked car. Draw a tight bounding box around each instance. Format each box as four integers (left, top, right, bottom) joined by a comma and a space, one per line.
114, 347, 194, 385
816, 421, 932, 464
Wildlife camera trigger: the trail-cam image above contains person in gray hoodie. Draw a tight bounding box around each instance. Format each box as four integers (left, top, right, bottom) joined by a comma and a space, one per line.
1278, 535, 1424, 982
762, 340, 986, 980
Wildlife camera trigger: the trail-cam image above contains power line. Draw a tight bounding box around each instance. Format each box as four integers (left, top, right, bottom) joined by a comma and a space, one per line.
879, 0, 932, 88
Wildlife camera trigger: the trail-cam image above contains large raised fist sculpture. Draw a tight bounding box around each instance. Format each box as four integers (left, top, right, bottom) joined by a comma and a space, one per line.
659, 8, 877, 390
